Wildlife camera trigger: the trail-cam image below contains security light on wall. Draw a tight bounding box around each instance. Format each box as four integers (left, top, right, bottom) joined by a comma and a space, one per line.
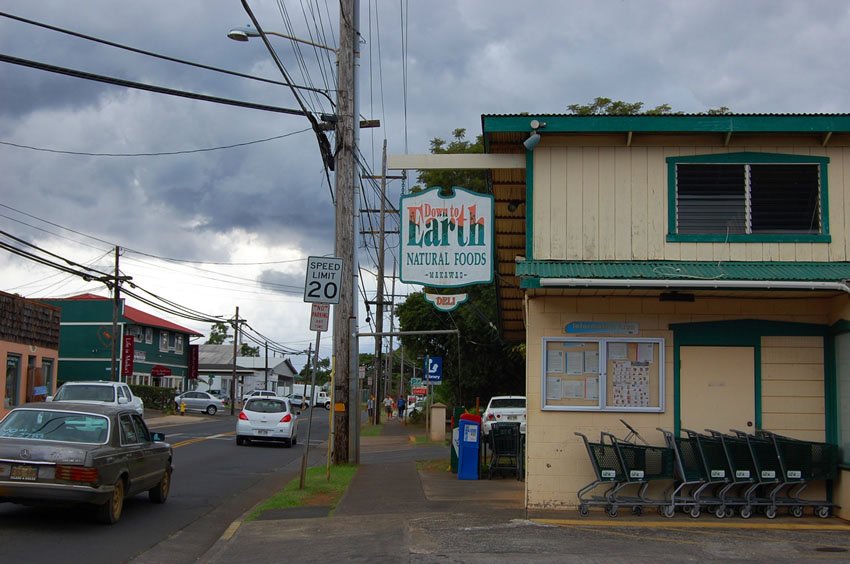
523, 119, 546, 151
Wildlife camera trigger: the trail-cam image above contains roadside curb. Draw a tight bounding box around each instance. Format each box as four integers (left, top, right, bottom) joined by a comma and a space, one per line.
533, 517, 850, 531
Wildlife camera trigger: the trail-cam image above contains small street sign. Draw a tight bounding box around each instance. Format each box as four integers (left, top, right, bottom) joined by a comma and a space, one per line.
304, 256, 343, 304
309, 303, 330, 332
410, 377, 423, 387
412, 386, 428, 396
425, 356, 443, 383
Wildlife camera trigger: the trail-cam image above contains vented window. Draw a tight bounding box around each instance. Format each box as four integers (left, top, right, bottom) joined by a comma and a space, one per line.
676, 163, 820, 235
668, 153, 829, 242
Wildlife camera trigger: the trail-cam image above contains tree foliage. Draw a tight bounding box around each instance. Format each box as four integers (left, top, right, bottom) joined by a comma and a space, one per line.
566, 96, 730, 116
206, 322, 230, 345
414, 128, 486, 194
239, 343, 260, 357
299, 357, 331, 385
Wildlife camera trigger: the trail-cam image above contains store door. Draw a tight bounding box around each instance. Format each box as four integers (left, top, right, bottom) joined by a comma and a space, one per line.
680, 346, 755, 434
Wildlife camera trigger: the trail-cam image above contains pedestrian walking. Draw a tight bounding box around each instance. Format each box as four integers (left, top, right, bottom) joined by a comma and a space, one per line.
397, 396, 406, 421
367, 395, 374, 419
384, 396, 393, 419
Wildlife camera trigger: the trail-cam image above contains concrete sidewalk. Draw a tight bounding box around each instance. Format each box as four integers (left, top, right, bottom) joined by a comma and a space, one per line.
197, 418, 850, 563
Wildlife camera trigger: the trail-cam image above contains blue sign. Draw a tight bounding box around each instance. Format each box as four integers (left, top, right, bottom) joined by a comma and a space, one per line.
565, 321, 639, 335
425, 356, 443, 383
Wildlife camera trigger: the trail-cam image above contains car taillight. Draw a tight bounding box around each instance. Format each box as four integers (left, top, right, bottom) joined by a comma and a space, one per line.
238, 411, 249, 420
280, 414, 292, 423
55, 465, 99, 484
487, 414, 495, 420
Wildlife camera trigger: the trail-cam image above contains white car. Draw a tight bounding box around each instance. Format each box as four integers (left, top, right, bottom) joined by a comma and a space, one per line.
285, 393, 309, 410
482, 395, 526, 436
49, 381, 145, 416
237, 397, 299, 447
241, 390, 278, 403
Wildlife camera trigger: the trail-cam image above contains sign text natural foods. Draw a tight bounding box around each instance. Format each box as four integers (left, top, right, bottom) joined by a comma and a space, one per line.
399, 186, 493, 287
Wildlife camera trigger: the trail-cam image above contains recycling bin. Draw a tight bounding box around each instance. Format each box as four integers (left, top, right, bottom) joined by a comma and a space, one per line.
450, 406, 465, 473
457, 417, 481, 480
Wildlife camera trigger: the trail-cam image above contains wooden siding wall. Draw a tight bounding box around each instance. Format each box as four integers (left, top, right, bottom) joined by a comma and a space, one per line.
532, 145, 850, 262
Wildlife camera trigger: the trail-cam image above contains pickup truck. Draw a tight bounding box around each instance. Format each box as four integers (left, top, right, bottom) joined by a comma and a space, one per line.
315, 391, 331, 410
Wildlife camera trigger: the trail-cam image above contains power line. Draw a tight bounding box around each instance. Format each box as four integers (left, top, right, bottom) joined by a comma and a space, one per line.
0, 53, 311, 117
0, 128, 312, 158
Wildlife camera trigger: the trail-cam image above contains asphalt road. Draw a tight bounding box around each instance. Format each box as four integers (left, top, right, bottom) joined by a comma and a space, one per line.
0, 407, 331, 564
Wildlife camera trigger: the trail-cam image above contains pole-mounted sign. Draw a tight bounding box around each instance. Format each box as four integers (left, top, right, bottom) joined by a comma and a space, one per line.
304, 256, 343, 304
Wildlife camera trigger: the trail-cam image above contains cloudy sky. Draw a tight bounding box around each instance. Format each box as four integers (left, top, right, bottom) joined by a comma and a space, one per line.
2, 0, 850, 368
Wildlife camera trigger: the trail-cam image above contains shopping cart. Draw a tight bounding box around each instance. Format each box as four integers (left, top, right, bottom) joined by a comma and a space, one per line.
609, 431, 675, 516
756, 430, 838, 518
575, 431, 636, 517
706, 429, 757, 518
657, 428, 733, 518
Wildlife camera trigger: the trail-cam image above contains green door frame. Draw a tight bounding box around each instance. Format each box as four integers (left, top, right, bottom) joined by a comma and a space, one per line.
670, 319, 831, 439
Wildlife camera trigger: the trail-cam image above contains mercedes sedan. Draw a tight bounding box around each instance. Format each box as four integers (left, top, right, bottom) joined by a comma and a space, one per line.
0, 402, 172, 524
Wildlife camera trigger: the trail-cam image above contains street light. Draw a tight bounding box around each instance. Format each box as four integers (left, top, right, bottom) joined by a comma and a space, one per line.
227, 24, 337, 53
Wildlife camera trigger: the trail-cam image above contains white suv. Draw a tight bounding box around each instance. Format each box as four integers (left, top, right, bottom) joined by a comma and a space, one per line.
49, 381, 145, 416
482, 395, 526, 436
242, 389, 279, 404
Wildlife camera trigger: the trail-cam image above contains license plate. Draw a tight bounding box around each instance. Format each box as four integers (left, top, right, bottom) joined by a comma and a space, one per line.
255, 429, 270, 436
10, 465, 38, 481
506, 415, 517, 420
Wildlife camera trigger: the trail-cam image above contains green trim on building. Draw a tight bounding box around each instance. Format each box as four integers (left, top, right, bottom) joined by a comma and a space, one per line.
517, 260, 850, 282
482, 114, 850, 134
669, 319, 834, 441
526, 149, 534, 260
665, 152, 830, 241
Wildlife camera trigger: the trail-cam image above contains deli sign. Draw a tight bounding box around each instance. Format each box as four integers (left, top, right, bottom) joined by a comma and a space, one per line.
399, 186, 493, 288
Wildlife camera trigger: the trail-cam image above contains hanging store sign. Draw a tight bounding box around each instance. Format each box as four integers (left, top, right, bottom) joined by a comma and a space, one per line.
121, 335, 135, 377
399, 186, 493, 288
424, 292, 468, 312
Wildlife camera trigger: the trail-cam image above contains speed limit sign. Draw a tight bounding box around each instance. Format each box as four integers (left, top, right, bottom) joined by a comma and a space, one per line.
304, 256, 343, 304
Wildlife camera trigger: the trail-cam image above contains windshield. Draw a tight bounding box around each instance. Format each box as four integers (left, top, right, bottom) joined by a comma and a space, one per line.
490, 398, 525, 409
0, 409, 109, 444
54, 384, 116, 402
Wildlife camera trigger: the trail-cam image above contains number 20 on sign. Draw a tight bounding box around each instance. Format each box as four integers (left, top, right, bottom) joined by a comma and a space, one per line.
304, 256, 343, 304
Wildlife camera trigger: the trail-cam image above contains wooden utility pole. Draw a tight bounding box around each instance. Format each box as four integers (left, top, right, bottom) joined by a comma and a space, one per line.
110, 246, 120, 381
230, 307, 239, 416
332, 0, 357, 464
372, 140, 388, 424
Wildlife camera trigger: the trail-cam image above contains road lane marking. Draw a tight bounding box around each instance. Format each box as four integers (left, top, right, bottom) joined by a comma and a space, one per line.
172, 432, 235, 449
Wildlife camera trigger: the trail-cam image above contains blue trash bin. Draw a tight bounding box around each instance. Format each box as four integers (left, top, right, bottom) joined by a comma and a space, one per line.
458, 418, 481, 480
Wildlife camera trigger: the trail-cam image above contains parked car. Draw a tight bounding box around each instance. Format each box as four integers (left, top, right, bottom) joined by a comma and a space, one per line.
241, 389, 279, 404
406, 399, 426, 418
0, 402, 172, 524
236, 397, 299, 447
208, 389, 231, 405
49, 381, 144, 417
285, 393, 309, 410
174, 391, 224, 415
482, 395, 526, 436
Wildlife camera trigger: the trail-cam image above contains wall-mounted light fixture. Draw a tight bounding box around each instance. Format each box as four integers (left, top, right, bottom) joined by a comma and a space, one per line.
523, 119, 546, 151
507, 200, 523, 213
659, 292, 695, 302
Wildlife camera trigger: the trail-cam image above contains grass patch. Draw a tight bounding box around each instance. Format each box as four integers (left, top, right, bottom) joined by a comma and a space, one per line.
246, 464, 357, 521
360, 423, 383, 437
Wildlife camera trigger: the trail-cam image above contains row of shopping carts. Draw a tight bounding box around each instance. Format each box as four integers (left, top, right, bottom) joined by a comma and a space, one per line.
575, 420, 838, 519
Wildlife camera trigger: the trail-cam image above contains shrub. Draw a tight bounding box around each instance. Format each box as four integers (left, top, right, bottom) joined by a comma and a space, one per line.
131, 385, 177, 411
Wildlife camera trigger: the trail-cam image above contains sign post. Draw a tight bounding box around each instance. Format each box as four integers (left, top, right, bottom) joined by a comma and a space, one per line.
301, 258, 341, 488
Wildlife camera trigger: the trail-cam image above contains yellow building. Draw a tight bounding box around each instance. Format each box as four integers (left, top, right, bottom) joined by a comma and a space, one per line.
480, 114, 850, 519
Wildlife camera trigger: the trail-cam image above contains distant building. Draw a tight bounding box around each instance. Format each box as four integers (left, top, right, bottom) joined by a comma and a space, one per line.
40, 293, 202, 390
195, 344, 298, 399
0, 291, 60, 416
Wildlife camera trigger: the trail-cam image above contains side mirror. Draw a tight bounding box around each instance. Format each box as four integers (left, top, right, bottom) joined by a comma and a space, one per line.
118, 397, 130, 404
151, 432, 166, 442
295, 410, 301, 416
45, 396, 54, 402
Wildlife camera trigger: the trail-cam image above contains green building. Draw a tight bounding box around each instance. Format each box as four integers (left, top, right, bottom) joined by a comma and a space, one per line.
41, 293, 202, 390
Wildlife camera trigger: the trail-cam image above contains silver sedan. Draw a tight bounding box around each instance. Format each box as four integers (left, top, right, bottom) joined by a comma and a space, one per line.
174, 391, 224, 415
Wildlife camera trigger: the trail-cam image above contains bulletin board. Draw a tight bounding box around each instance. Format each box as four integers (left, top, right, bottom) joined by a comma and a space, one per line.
542, 337, 665, 412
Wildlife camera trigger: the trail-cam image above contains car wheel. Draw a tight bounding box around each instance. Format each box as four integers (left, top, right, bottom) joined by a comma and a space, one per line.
96, 477, 125, 524
324, 402, 331, 410
149, 467, 171, 504
284, 438, 292, 448
205, 405, 218, 415
292, 434, 297, 446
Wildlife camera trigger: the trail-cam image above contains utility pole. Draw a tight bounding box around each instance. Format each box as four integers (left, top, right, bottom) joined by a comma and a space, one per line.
230, 307, 239, 416
264, 340, 269, 390
387, 257, 397, 404
372, 140, 388, 425
332, 0, 358, 464
110, 246, 120, 381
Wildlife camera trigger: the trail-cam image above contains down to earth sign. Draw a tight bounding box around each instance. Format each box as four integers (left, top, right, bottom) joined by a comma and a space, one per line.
399, 186, 493, 288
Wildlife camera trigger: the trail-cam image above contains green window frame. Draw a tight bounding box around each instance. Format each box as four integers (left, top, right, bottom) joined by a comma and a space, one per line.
666, 152, 830, 243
